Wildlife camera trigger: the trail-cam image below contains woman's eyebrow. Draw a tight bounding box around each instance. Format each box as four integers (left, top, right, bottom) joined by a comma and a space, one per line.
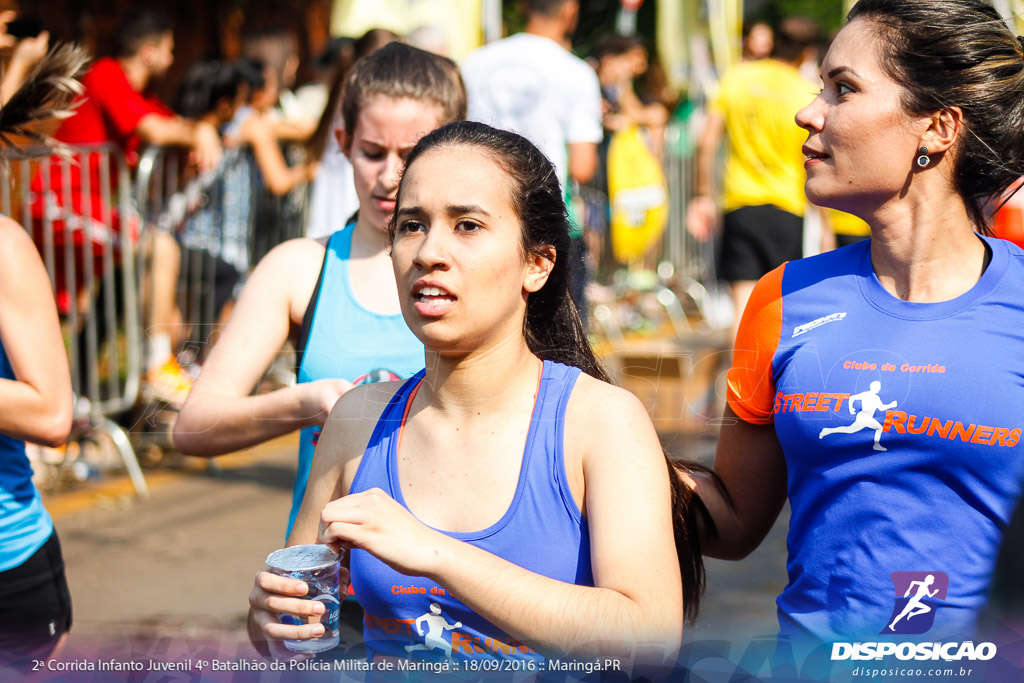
826, 66, 859, 80
447, 204, 490, 217
396, 204, 492, 218
396, 206, 425, 218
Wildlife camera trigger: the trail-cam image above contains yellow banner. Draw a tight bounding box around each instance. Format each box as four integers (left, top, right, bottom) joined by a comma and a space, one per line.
657, 0, 704, 94
707, 0, 742, 75
330, 0, 483, 63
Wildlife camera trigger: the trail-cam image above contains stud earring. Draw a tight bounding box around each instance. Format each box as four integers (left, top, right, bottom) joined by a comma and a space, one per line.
916, 146, 931, 168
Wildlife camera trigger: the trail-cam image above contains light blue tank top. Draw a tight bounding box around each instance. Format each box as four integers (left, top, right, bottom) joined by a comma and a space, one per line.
349, 360, 593, 663
0, 340, 53, 571
289, 226, 423, 538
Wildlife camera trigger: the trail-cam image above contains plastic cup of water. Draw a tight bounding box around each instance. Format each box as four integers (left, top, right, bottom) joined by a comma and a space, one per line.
265, 544, 342, 653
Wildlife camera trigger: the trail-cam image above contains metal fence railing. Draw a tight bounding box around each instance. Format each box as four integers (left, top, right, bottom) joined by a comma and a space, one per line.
135, 144, 310, 358
11, 143, 148, 496
6, 139, 314, 496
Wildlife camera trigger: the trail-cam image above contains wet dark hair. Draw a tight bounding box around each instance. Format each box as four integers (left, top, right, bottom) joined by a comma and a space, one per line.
340, 42, 466, 137
847, 0, 1024, 232
175, 61, 245, 120
115, 10, 171, 58
389, 120, 716, 623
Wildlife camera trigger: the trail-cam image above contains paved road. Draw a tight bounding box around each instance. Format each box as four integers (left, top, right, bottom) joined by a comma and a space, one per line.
48, 437, 307, 662
44, 431, 789, 666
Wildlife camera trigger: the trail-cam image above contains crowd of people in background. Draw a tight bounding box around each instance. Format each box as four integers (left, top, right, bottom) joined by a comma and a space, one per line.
6, 2, 686, 414
1, 0, 1023, 674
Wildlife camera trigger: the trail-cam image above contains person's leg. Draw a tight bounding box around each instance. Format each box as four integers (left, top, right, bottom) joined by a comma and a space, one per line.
719, 207, 767, 346
142, 228, 192, 406
147, 228, 183, 346
729, 204, 804, 343
728, 280, 756, 345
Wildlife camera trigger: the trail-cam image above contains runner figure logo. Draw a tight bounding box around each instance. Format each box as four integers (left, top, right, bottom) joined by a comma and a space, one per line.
882, 571, 949, 635
819, 380, 898, 451
405, 602, 462, 659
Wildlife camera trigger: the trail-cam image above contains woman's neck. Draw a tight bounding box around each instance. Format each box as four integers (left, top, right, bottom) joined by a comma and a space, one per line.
419, 334, 543, 419
349, 215, 390, 259
864, 191, 987, 302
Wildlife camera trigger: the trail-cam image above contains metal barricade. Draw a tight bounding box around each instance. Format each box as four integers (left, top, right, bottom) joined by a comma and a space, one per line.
250, 144, 311, 265
6, 143, 148, 497
134, 143, 311, 362
136, 146, 253, 361
662, 116, 721, 319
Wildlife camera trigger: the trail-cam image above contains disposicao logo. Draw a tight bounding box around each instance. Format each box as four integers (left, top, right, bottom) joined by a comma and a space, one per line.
831, 571, 997, 662
883, 571, 948, 635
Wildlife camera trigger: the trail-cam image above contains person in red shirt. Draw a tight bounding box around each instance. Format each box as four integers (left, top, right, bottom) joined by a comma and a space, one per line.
31, 10, 222, 406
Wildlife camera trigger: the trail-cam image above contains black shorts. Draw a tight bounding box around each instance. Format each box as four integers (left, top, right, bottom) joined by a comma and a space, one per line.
719, 205, 803, 282
0, 532, 73, 669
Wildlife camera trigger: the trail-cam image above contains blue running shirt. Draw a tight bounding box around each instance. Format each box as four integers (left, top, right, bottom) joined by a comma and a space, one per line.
0, 340, 53, 572
727, 235, 1024, 644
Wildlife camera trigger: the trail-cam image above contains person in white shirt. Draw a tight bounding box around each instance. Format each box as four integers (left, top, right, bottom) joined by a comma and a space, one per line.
462, 0, 600, 192
461, 0, 602, 312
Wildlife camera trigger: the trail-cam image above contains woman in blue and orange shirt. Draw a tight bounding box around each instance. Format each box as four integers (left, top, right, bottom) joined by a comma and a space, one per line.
693, 0, 1024, 649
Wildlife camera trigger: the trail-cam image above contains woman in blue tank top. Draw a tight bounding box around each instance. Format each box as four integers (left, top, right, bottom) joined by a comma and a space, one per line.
0, 44, 80, 668
174, 44, 467, 539
248, 123, 715, 665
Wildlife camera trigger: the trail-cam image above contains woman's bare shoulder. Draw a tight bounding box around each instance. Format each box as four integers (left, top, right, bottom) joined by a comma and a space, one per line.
324, 381, 406, 451
319, 380, 407, 494
565, 372, 660, 463
568, 372, 651, 426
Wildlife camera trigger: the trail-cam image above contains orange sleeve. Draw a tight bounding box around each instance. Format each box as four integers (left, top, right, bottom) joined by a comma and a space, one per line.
726, 264, 785, 424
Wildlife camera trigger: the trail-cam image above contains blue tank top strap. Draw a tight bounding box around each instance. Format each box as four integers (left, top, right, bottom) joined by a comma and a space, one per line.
537, 361, 585, 525
286, 223, 423, 540
296, 223, 354, 368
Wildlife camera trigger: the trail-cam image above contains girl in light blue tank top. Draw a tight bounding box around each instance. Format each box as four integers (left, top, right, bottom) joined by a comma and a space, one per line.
290, 224, 422, 537
174, 42, 468, 543
249, 123, 713, 664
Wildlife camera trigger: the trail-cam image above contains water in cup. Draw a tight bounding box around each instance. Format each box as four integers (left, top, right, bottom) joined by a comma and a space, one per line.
265, 544, 342, 653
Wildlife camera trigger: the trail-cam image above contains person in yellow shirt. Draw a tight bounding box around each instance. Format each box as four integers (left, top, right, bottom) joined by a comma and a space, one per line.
688, 17, 820, 340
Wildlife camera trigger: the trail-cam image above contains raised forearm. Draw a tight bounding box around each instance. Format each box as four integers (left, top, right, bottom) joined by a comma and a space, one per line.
136, 114, 201, 147
173, 384, 317, 456
426, 537, 680, 658
695, 114, 725, 197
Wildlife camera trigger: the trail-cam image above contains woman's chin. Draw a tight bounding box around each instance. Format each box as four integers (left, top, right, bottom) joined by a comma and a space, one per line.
804, 185, 854, 214
804, 184, 834, 208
